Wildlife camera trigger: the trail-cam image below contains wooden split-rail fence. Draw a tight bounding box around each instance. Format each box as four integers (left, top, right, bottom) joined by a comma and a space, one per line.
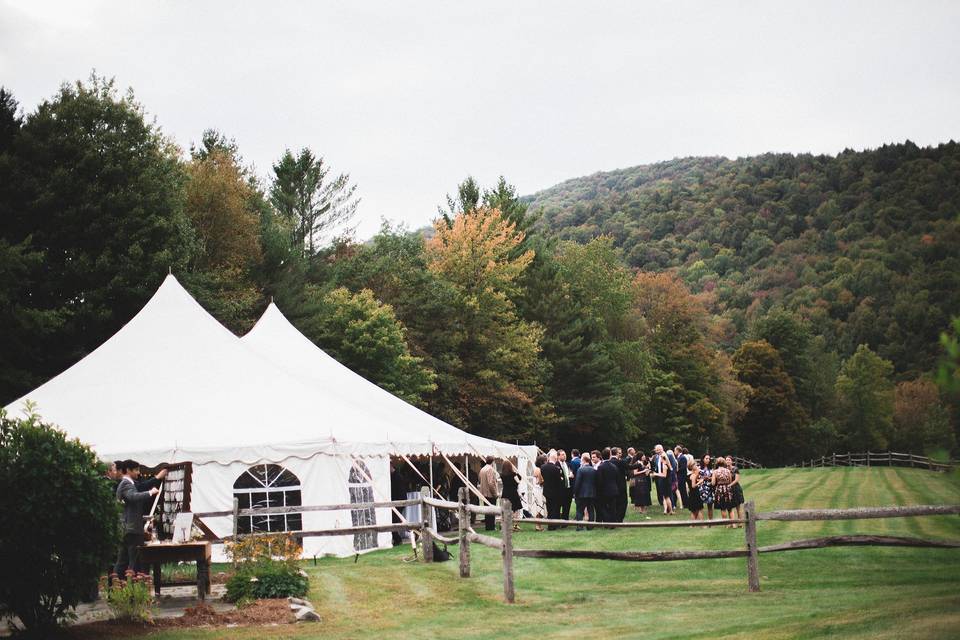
792, 451, 957, 472
428, 488, 960, 603
194, 487, 960, 605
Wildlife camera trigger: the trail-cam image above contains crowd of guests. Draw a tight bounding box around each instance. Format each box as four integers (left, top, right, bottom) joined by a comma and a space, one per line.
477, 445, 747, 531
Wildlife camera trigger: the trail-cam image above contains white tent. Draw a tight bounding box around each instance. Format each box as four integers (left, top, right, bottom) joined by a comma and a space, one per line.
5, 275, 535, 559
241, 302, 527, 461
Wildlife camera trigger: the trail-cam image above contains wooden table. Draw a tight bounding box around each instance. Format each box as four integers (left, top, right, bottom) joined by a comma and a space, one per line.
138, 541, 212, 600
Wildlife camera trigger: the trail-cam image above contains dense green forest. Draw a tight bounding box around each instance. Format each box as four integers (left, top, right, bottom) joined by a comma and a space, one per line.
1, 76, 957, 465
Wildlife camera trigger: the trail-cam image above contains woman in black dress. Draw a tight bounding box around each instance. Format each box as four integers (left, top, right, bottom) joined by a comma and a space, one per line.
726, 456, 745, 526
500, 459, 523, 531
631, 454, 652, 513
685, 460, 704, 520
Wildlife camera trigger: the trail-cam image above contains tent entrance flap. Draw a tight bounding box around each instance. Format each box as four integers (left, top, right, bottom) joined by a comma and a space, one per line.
440, 450, 493, 506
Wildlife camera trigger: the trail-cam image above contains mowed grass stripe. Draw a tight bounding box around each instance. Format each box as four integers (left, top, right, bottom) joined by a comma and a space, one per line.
132, 467, 960, 640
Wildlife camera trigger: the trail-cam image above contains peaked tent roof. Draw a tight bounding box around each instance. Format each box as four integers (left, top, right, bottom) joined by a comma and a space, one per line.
5, 276, 526, 465
242, 302, 531, 460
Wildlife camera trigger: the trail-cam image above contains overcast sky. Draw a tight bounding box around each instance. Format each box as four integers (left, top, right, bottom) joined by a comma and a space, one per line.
2, 1, 958, 238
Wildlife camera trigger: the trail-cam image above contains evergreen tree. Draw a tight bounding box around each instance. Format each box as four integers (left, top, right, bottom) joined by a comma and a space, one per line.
270, 148, 358, 256
520, 242, 629, 446
0, 76, 194, 400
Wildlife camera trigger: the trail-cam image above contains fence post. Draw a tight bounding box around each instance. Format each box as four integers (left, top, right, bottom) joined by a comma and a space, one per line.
744, 500, 760, 592
420, 486, 433, 563
458, 487, 470, 578
500, 498, 515, 603
867, 451, 871, 467
832, 452, 836, 467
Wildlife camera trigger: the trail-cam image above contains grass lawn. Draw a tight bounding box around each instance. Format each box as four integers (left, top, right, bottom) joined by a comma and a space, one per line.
136, 467, 959, 639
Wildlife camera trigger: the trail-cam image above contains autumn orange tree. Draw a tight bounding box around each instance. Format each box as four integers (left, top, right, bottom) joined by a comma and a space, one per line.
182, 145, 264, 332
891, 377, 955, 453
426, 207, 551, 440
632, 271, 739, 451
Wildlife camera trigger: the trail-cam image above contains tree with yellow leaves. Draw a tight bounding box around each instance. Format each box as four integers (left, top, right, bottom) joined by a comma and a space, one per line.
425, 207, 551, 440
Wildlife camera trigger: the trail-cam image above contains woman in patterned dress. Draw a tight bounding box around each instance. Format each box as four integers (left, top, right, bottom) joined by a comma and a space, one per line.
699, 454, 714, 520
726, 456, 745, 526
711, 457, 735, 525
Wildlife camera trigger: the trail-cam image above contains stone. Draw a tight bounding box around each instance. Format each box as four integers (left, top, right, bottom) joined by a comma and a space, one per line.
294, 607, 321, 622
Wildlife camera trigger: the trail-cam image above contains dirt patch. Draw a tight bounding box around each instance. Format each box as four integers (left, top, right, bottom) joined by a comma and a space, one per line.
65, 599, 295, 638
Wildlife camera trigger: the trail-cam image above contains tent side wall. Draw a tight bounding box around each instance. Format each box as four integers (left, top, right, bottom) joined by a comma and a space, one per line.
192, 454, 393, 563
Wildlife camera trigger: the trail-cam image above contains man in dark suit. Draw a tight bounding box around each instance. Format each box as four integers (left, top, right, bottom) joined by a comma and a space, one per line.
613, 447, 630, 522
572, 452, 597, 530
540, 451, 564, 530
674, 445, 689, 509
114, 460, 159, 576
569, 449, 582, 475
595, 448, 620, 523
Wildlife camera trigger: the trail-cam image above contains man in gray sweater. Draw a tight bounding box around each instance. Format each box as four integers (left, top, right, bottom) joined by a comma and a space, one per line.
113, 460, 159, 576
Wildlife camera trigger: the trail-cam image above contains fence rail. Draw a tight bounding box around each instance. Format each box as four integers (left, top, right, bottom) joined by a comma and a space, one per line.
441, 487, 959, 603
790, 451, 957, 472
193, 481, 959, 605
730, 456, 763, 469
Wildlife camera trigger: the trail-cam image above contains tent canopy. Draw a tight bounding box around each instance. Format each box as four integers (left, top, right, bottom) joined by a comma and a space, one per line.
5, 275, 530, 465
242, 302, 529, 460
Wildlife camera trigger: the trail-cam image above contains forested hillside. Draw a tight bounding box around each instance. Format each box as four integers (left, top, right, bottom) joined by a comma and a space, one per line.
1, 78, 958, 465
527, 144, 960, 379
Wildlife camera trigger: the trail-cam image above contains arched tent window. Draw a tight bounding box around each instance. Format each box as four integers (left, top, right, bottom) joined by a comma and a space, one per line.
233, 464, 303, 534
348, 460, 378, 551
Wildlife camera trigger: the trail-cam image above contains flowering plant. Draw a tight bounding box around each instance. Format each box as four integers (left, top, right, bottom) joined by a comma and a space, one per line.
101, 570, 153, 622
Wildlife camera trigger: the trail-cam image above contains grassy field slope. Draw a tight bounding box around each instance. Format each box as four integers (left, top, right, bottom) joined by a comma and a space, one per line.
145, 467, 960, 640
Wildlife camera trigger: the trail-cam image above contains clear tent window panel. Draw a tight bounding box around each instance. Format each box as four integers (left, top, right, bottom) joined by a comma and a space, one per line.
348, 460, 378, 551
233, 464, 304, 535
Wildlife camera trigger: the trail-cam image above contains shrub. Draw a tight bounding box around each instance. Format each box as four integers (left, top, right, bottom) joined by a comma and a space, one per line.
225, 563, 309, 602
224, 532, 309, 603
102, 571, 154, 622
0, 408, 120, 635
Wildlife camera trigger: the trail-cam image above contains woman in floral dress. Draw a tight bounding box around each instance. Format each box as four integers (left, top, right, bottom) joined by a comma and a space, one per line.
712, 457, 735, 524
699, 454, 714, 520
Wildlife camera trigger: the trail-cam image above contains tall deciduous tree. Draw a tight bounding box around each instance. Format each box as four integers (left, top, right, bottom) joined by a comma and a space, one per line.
270, 148, 358, 256
182, 146, 264, 332
632, 271, 731, 450
732, 340, 807, 465
835, 344, 895, 450
891, 378, 955, 454
426, 206, 551, 440
293, 286, 436, 406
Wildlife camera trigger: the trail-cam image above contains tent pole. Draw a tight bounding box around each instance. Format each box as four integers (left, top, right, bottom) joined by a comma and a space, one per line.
428, 444, 436, 529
